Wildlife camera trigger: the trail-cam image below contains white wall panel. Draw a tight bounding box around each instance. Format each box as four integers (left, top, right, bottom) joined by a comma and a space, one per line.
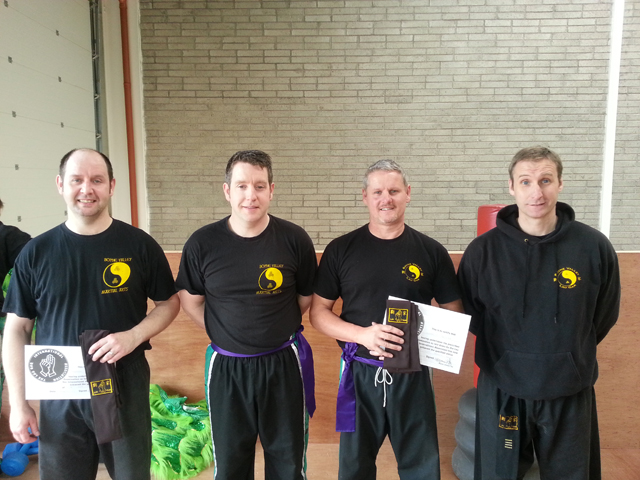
0, 0, 95, 236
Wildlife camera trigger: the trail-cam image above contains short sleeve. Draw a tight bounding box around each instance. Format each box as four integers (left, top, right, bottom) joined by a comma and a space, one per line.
294, 229, 318, 297
175, 235, 206, 296
313, 239, 342, 301
143, 235, 177, 302
432, 241, 461, 305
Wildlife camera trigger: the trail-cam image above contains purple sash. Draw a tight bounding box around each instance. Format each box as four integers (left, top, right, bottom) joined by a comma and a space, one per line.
210, 326, 316, 417
336, 342, 383, 432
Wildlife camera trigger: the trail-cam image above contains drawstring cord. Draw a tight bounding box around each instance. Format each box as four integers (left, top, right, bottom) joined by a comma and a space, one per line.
374, 367, 393, 407
522, 238, 530, 318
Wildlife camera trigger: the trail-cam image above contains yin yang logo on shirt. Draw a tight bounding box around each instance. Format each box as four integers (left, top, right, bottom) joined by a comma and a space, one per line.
259, 267, 283, 291
103, 262, 131, 288
402, 263, 423, 282
554, 267, 581, 289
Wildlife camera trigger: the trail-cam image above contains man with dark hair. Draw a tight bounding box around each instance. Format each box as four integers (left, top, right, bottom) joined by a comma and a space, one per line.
59, 147, 114, 183
224, 149, 273, 185
311, 159, 463, 479
176, 150, 317, 480
457, 146, 620, 479
2, 148, 180, 480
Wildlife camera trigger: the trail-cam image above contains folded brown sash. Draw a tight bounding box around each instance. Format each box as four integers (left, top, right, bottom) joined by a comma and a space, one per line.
383, 299, 421, 374
79, 330, 123, 444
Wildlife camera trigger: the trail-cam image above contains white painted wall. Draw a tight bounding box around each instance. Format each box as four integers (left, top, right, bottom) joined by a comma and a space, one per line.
101, 0, 148, 231
0, 0, 96, 236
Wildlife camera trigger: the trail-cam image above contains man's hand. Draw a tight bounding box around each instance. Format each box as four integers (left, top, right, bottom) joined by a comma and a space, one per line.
311, 294, 405, 360
86, 294, 180, 364
88, 331, 140, 364
9, 402, 40, 444
359, 322, 405, 360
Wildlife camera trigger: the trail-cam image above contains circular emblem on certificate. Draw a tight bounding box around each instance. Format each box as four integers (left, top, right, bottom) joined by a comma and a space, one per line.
28, 348, 69, 383
417, 308, 425, 336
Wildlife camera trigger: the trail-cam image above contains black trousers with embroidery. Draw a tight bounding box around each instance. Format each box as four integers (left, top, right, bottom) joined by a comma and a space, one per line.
338, 361, 440, 480
475, 371, 601, 480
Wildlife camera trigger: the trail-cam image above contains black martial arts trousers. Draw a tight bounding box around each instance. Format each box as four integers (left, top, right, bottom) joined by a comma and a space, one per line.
475, 371, 601, 480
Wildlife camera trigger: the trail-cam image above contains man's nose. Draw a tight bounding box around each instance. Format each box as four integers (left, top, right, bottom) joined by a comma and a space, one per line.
530, 183, 543, 197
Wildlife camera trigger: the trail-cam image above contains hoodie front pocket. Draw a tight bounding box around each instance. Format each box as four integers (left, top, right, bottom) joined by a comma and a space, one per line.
494, 350, 583, 400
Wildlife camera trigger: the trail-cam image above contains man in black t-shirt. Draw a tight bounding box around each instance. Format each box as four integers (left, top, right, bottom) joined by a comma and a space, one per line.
311, 160, 464, 480
2, 149, 179, 480
176, 150, 317, 480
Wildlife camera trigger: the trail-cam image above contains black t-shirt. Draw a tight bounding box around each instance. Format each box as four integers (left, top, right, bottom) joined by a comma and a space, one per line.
176, 215, 317, 355
314, 224, 461, 358
0, 221, 31, 314
4, 220, 177, 354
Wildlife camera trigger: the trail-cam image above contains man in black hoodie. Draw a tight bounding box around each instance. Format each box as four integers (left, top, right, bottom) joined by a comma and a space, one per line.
458, 147, 620, 480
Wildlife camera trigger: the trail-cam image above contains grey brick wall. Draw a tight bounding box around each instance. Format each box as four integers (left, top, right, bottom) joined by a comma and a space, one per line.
611, 1, 640, 251
139, 0, 639, 252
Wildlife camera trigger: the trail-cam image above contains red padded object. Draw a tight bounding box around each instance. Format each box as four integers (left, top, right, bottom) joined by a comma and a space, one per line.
472, 204, 506, 387
477, 204, 506, 236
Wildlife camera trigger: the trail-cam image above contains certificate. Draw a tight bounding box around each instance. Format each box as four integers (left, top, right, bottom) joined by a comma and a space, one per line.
387, 296, 471, 374
24, 346, 91, 400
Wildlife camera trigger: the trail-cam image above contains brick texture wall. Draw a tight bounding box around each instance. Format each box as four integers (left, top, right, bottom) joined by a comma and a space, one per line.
139, 0, 639, 251
611, 1, 639, 251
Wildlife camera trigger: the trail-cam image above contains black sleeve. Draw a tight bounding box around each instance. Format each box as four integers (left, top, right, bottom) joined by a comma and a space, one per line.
2, 245, 38, 319
294, 229, 318, 297
6, 227, 31, 267
0, 224, 31, 291
457, 241, 484, 335
313, 239, 341, 301
143, 234, 177, 302
175, 235, 206, 296
593, 239, 621, 343
432, 242, 462, 305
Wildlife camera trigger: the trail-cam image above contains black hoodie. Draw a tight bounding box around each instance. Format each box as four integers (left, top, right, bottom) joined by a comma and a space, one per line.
458, 203, 620, 400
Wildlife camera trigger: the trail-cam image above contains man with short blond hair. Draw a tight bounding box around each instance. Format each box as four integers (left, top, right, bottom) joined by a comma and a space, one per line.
311, 159, 463, 479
